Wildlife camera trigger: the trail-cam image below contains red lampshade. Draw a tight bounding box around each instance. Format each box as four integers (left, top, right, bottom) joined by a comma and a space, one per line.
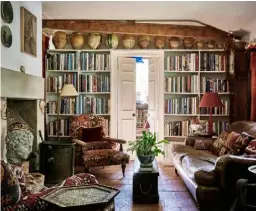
199, 92, 223, 108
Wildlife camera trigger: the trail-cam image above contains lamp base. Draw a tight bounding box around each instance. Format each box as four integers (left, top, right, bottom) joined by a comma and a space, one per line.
208, 120, 214, 136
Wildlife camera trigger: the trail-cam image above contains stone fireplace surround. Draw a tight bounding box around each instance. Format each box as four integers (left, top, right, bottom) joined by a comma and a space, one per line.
1, 68, 45, 162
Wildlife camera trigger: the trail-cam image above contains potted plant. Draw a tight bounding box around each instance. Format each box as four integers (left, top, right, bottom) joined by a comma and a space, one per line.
127, 131, 168, 167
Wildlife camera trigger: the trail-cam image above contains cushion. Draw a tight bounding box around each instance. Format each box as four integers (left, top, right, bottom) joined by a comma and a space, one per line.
82, 127, 103, 142
1, 160, 21, 206
245, 139, 256, 155
210, 131, 230, 156
194, 139, 213, 150
230, 132, 255, 155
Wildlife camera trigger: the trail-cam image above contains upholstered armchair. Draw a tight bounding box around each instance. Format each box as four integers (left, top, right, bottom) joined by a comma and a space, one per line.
69, 114, 130, 176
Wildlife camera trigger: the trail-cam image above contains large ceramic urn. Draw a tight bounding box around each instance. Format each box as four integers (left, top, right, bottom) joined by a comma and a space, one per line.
106, 34, 119, 49
169, 37, 181, 49
52, 31, 67, 49
88, 33, 101, 49
122, 35, 136, 49
155, 36, 166, 49
70, 32, 85, 49
138, 35, 151, 49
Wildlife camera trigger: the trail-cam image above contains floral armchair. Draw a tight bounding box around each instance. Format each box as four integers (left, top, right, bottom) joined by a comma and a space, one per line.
69, 114, 130, 176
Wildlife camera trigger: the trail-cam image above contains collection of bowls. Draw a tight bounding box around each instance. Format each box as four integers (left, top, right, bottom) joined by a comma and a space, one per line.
52, 31, 227, 50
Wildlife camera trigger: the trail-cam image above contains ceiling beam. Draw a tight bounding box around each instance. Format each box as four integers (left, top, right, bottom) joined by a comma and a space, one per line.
43, 20, 231, 40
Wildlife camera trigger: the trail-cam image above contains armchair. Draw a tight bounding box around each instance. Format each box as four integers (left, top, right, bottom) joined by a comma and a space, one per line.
69, 114, 130, 176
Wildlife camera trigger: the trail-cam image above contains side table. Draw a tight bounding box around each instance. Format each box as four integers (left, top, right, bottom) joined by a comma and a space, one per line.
133, 157, 159, 203
39, 140, 75, 185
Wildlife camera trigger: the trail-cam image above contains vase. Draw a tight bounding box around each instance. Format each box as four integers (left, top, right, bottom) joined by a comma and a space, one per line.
137, 154, 155, 168
183, 37, 194, 49
70, 32, 85, 49
122, 35, 136, 49
155, 36, 166, 49
138, 35, 151, 49
207, 40, 216, 49
169, 37, 181, 49
88, 33, 101, 49
106, 34, 119, 49
195, 40, 205, 49
52, 31, 67, 49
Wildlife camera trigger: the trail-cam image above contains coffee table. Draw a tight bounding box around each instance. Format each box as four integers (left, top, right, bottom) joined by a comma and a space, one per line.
40, 184, 120, 211
133, 156, 159, 203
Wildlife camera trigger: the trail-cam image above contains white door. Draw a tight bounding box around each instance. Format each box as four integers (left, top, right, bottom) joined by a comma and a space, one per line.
148, 57, 159, 137
117, 57, 137, 158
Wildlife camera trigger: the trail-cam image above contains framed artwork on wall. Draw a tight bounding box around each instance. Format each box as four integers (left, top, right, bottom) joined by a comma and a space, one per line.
20, 7, 37, 57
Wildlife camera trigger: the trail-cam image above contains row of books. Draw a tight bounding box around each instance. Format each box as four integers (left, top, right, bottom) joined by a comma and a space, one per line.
165, 75, 198, 93
201, 121, 229, 136
201, 77, 230, 93
165, 97, 198, 114
200, 53, 227, 72
47, 74, 78, 92
47, 118, 110, 137
200, 100, 229, 115
165, 54, 199, 71
79, 74, 110, 93
80, 52, 111, 71
46, 53, 78, 71
164, 120, 191, 136
46, 52, 111, 71
79, 96, 110, 114
47, 98, 77, 114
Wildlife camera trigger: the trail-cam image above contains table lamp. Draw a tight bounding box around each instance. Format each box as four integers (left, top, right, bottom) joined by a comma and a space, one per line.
199, 92, 223, 135
57, 84, 78, 141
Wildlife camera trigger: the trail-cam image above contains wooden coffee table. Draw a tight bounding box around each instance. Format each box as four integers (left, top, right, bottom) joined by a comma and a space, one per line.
132, 156, 159, 203
40, 184, 120, 211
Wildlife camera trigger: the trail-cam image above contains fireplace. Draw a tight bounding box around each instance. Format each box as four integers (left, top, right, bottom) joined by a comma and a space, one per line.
1, 68, 45, 170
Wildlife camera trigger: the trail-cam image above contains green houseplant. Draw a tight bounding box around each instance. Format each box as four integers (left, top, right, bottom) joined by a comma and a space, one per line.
127, 131, 168, 167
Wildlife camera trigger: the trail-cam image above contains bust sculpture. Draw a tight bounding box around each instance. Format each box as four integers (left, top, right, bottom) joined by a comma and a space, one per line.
6, 123, 34, 164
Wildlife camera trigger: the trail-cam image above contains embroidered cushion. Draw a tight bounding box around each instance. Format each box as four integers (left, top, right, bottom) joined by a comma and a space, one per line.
230, 132, 255, 155
0, 160, 21, 206
82, 127, 103, 142
210, 131, 230, 156
245, 139, 256, 155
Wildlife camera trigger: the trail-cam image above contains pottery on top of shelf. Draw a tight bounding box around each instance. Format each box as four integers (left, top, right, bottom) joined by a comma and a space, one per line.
155, 36, 166, 49
207, 40, 216, 49
70, 32, 85, 49
195, 40, 205, 49
122, 34, 136, 49
233, 40, 247, 50
138, 35, 151, 49
52, 31, 67, 49
106, 34, 119, 49
88, 33, 101, 49
183, 37, 194, 49
169, 37, 181, 49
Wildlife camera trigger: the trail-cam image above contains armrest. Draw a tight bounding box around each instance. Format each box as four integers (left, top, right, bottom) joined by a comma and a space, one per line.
214, 155, 256, 190
72, 138, 87, 146
103, 137, 126, 144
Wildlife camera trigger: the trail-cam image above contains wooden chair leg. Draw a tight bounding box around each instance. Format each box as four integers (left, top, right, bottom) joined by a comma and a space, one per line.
121, 164, 126, 177
85, 167, 90, 173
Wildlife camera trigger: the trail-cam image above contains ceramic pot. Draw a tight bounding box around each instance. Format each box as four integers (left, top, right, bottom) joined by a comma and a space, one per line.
52, 31, 67, 49
155, 36, 166, 49
122, 35, 136, 49
138, 35, 151, 49
195, 40, 205, 49
216, 42, 225, 49
169, 37, 181, 49
137, 154, 155, 168
88, 33, 101, 49
70, 32, 85, 49
207, 40, 216, 49
183, 37, 194, 49
106, 34, 119, 49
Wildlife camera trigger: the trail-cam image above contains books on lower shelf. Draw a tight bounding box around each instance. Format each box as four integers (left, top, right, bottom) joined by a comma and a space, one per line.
165, 75, 198, 93
201, 77, 230, 93
47, 74, 78, 92
165, 97, 198, 114
164, 120, 191, 137
200, 53, 227, 72
80, 74, 110, 92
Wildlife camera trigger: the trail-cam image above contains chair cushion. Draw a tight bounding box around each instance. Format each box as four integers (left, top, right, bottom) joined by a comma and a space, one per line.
210, 131, 230, 156
1, 160, 21, 206
82, 149, 130, 167
245, 139, 256, 155
82, 127, 103, 142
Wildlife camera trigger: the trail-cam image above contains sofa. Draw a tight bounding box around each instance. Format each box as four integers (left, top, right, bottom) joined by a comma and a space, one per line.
170, 121, 256, 211
1, 160, 98, 211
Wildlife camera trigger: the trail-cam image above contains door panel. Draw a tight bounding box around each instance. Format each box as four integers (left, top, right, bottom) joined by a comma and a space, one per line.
117, 57, 136, 157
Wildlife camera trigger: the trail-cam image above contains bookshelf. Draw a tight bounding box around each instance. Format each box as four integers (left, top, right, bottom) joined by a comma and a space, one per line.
163, 49, 232, 141
45, 49, 111, 139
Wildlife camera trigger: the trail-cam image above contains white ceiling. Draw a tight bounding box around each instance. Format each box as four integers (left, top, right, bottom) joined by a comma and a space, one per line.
42, 1, 256, 38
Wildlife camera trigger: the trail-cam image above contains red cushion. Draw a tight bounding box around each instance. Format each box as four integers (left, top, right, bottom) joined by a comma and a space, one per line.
82, 127, 103, 142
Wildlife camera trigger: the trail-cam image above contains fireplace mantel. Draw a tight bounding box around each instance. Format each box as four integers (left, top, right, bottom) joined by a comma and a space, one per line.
1, 68, 44, 100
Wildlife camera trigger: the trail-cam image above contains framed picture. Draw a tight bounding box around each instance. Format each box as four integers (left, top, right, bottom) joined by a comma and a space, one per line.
20, 7, 37, 57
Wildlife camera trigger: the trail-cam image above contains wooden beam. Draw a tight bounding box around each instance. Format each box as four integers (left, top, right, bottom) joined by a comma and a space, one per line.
43, 20, 230, 40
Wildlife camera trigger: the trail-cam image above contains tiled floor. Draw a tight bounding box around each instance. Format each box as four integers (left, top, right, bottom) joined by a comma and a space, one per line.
89, 162, 199, 211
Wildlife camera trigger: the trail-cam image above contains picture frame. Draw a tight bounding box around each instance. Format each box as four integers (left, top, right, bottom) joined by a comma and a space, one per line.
20, 7, 37, 57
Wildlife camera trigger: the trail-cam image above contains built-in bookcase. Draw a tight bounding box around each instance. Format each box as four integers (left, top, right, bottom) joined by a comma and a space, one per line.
163, 49, 232, 141
45, 49, 111, 139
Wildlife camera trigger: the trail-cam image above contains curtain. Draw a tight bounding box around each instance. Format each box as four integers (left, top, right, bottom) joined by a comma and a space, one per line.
250, 52, 256, 121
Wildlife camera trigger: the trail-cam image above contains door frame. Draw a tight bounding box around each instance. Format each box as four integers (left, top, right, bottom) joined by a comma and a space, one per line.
111, 50, 165, 155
